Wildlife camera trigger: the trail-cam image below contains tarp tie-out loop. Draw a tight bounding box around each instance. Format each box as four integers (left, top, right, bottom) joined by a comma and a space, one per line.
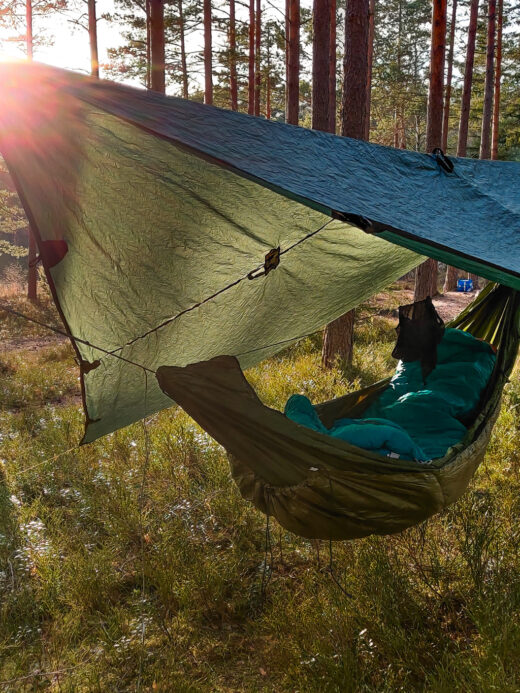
248, 247, 281, 280
431, 148, 455, 174
332, 210, 377, 233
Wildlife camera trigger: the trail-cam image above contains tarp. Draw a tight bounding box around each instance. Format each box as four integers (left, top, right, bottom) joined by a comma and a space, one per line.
0, 63, 518, 442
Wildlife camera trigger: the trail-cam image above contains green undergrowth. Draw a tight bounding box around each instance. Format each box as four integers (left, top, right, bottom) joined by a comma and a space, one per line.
0, 287, 519, 691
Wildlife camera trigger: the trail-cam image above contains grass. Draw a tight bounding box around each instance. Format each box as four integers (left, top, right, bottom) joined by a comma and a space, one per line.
0, 282, 519, 691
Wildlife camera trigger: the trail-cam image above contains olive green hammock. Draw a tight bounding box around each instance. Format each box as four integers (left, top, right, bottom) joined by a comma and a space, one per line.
157, 283, 520, 540
1, 64, 520, 541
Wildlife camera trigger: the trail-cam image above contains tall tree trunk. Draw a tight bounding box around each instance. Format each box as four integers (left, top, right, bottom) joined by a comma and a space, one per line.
150, 0, 165, 93
443, 264, 459, 291
471, 0, 497, 291
26, 0, 32, 60
365, 0, 375, 140
229, 0, 238, 109
179, 0, 189, 98
322, 314, 356, 368
341, 0, 369, 139
266, 26, 271, 119
491, 0, 503, 159
414, 0, 447, 302
286, 0, 300, 124
203, 0, 213, 104
312, 0, 331, 132
328, 0, 336, 133
26, 0, 37, 302
396, 0, 403, 147
457, 0, 479, 156
285, 0, 290, 114
479, 0, 496, 159
322, 0, 370, 368
441, 0, 457, 151
426, 0, 447, 151
248, 0, 255, 114
88, 0, 99, 77
442, 0, 457, 292
254, 0, 261, 115
146, 0, 151, 88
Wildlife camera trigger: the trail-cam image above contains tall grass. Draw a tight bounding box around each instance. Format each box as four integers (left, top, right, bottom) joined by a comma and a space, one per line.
0, 286, 519, 691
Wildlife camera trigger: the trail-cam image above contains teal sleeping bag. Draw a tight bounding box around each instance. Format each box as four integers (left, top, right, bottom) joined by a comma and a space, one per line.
284, 328, 496, 462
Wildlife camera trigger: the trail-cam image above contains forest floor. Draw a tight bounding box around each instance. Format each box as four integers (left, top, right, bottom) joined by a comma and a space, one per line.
0, 281, 519, 692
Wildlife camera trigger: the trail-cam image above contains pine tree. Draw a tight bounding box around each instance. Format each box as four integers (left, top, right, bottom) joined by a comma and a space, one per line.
442, 0, 458, 292
150, 0, 165, 93
286, 0, 300, 124
491, 0, 503, 159
457, 0, 479, 157
479, 0, 496, 159
203, 0, 213, 103
88, 0, 99, 76
414, 0, 447, 303
26, 0, 38, 302
229, 0, 238, 109
322, 0, 370, 368
441, 0, 456, 151
312, 0, 331, 132
248, 0, 255, 113
254, 0, 261, 115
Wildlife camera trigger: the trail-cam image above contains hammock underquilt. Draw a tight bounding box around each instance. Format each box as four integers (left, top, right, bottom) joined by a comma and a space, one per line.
285, 328, 497, 462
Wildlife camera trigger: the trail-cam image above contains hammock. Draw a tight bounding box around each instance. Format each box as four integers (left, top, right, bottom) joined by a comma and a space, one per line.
0, 64, 519, 540
157, 284, 520, 540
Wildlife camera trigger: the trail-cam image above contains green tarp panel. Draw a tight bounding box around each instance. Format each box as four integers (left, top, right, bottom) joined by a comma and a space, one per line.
0, 63, 518, 442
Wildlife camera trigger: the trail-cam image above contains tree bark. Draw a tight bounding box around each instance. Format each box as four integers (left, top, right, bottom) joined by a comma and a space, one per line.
312, 0, 331, 132
146, 0, 151, 89
254, 0, 261, 116
479, 0, 496, 159
203, 0, 213, 104
229, 0, 238, 109
341, 0, 370, 140
179, 0, 189, 99
414, 0, 447, 302
266, 26, 271, 118
471, 0, 497, 290
286, 0, 300, 124
88, 0, 99, 77
443, 264, 459, 292
322, 311, 355, 369
285, 0, 289, 113
426, 0, 447, 152
26, 0, 37, 302
248, 0, 255, 114
469, 273, 479, 290
457, 0, 479, 156
441, 0, 457, 151
322, 0, 370, 368
26, 0, 32, 60
441, 0, 457, 292
415, 259, 438, 301
365, 0, 375, 140
150, 0, 165, 93
491, 0, 503, 160
328, 0, 336, 133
